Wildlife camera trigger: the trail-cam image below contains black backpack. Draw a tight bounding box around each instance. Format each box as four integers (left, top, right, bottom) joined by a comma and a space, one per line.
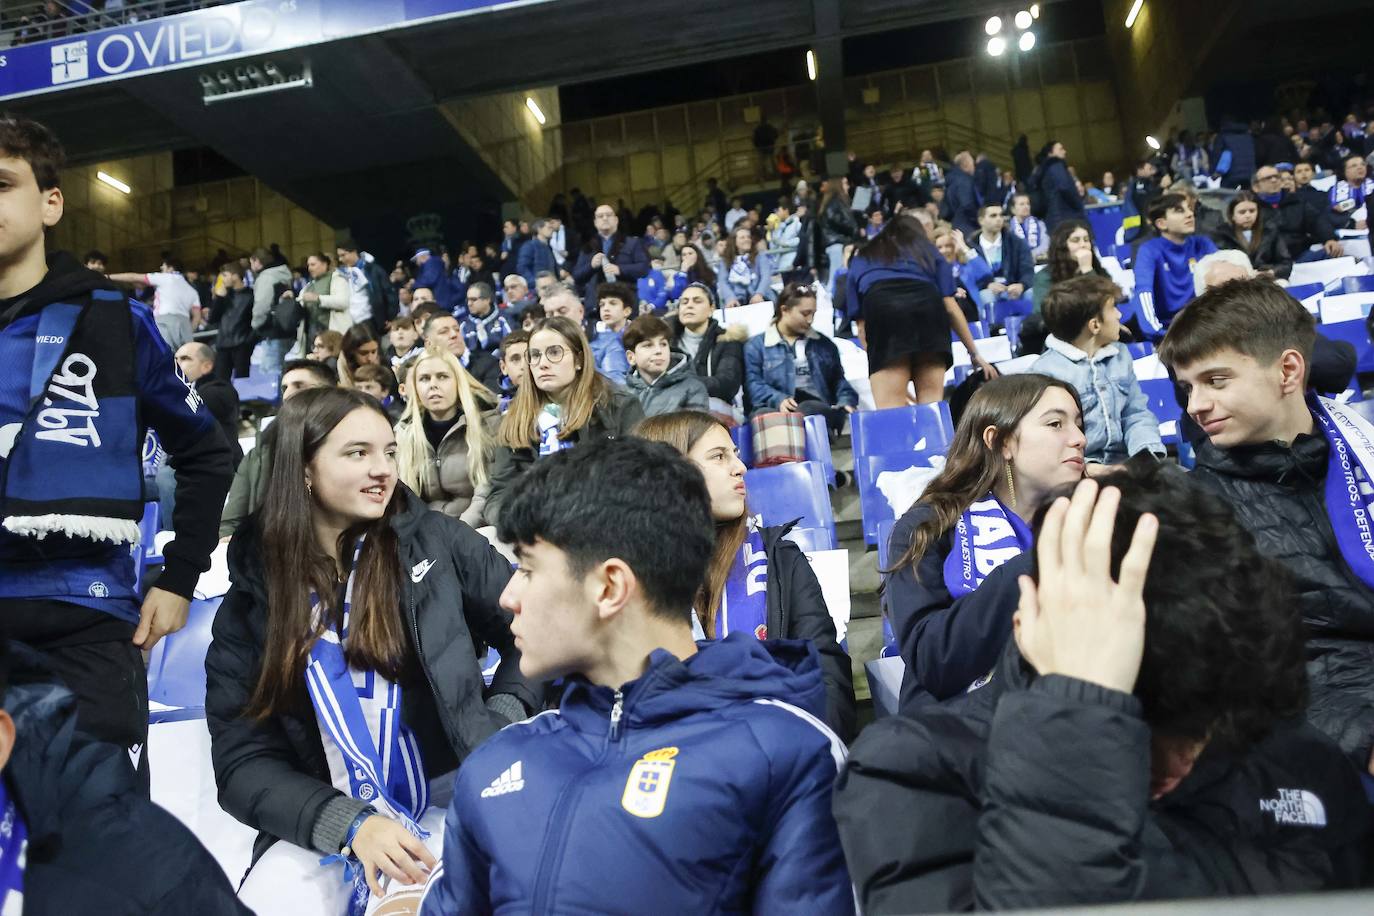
271, 282, 302, 339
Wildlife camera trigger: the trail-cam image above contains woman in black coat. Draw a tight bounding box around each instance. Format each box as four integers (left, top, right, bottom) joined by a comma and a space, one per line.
1211, 190, 1293, 279
636, 410, 857, 741
206, 387, 536, 913
666, 281, 747, 405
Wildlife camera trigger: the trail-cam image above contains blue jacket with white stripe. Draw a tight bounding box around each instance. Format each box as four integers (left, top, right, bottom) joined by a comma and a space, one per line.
419, 634, 854, 915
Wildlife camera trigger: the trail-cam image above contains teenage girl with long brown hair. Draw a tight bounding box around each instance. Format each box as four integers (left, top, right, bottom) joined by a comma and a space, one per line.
206, 387, 536, 915
884, 374, 1087, 713
635, 410, 857, 740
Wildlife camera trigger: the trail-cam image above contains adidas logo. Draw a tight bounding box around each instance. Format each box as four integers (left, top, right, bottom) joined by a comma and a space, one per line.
480, 761, 524, 798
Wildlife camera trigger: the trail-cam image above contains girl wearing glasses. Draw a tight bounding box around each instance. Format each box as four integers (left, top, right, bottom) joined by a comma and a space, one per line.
395, 345, 499, 526
635, 409, 857, 741
486, 316, 646, 525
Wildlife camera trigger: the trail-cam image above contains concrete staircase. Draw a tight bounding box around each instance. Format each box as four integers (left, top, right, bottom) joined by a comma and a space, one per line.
828, 433, 885, 713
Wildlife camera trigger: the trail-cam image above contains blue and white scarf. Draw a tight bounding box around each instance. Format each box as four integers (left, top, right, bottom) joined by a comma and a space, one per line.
727, 256, 757, 295
307, 538, 428, 916
537, 404, 571, 458
719, 518, 770, 639
942, 495, 1033, 597
1012, 216, 1043, 253
0, 777, 26, 916
1312, 396, 1374, 591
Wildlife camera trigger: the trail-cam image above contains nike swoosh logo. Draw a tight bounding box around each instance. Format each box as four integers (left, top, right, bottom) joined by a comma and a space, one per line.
410, 559, 434, 583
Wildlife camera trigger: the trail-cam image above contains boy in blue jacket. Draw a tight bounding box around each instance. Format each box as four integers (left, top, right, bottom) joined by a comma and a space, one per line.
1031, 274, 1165, 466
419, 438, 852, 916
1133, 193, 1217, 340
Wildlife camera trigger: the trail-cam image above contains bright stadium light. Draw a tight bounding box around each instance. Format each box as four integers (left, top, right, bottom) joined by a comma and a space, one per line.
525, 96, 546, 125
987, 36, 1007, 56
1146, 135, 1161, 150
1126, 0, 1144, 28
1019, 31, 1036, 51
97, 171, 131, 194
1031, 3, 1040, 18
985, 16, 1002, 36
1015, 10, 1032, 29
806, 49, 817, 81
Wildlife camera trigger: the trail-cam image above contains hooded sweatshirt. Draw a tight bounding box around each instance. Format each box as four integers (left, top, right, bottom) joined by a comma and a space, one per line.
418, 635, 852, 916
625, 350, 710, 417
0, 252, 233, 621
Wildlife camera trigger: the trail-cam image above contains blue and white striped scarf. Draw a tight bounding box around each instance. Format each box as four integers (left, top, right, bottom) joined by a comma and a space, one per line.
307, 538, 428, 916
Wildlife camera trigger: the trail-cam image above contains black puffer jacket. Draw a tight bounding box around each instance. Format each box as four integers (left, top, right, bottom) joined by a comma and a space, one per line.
207, 487, 538, 862
833, 645, 1372, 914
760, 524, 857, 741
7, 643, 249, 915
1191, 436, 1374, 766
666, 315, 747, 403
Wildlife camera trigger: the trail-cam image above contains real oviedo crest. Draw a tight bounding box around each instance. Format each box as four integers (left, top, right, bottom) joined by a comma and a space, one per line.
621, 747, 678, 819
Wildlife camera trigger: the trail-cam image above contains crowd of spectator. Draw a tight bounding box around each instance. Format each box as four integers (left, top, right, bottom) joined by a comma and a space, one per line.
3, 83, 1374, 916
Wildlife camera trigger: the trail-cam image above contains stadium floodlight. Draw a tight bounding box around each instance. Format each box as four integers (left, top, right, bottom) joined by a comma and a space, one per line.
1126, 0, 1144, 28
97, 171, 131, 194
806, 49, 817, 81
1146, 135, 1161, 150
1015, 10, 1032, 30
985, 16, 1002, 36
1019, 31, 1036, 51
987, 36, 1007, 56
1031, 3, 1040, 18
525, 97, 546, 125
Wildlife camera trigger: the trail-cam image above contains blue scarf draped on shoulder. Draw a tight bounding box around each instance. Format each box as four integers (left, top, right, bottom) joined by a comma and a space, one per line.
1312, 395, 1374, 590
719, 518, 770, 639
942, 494, 1033, 597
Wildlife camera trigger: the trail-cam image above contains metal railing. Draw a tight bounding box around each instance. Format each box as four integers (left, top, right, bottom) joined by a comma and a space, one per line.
1, 1, 230, 48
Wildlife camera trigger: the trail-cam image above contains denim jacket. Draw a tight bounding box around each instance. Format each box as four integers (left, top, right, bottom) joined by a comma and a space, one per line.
744, 323, 859, 415
1030, 336, 1164, 464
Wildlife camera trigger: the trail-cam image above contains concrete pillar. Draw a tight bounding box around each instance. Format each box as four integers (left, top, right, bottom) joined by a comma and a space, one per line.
812, 0, 847, 178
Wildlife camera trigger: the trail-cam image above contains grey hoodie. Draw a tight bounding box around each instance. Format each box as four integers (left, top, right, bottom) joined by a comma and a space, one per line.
626, 351, 710, 417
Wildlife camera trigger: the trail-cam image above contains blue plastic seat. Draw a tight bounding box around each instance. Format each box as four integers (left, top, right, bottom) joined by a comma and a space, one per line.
1318, 318, 1374, 374
730, 423, 754, 468
992, 297, 1033, 325
743, 461, 836, 548
858, 450, 944, 545
1139, 378, 1183, 446
133, 502, 161, 595
1326, 275, 1374, 296
803, 414, 836, 487
1125, 342, 1155, 359
147, 595, 222, 722
783, 526, 833, 552
851, 402, 953, 463
232, 371, 280, 404
1286, 281, 1325, 304
953, 321, 988, 341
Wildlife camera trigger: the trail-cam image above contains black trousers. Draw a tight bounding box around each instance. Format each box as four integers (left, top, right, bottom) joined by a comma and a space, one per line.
214, 343, 253, 381
0, 599, 150, 794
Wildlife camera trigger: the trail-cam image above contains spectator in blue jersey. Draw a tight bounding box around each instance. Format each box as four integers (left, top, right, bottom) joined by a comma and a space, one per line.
1133, 193, 1218, 340
1035, 140, 1088, 230
411, 246, 458, 315
0, 116, 234, 792
459, 281, 513, 357
418, 436, 852, 916
1329, 153, 1372, 231
636, 251, 672, 313
572, 203, 650, 314
516, 218, 560, 289
970, 202, 1035, 311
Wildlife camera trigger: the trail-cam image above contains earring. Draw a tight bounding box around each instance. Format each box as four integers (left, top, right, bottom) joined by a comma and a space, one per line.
1005, 459, 1017, 509
306, 480, 313, 496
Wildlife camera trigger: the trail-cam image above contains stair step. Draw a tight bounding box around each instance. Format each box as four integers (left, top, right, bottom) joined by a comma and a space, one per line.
849, 591, 881, 620
847, 616, 886, 703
